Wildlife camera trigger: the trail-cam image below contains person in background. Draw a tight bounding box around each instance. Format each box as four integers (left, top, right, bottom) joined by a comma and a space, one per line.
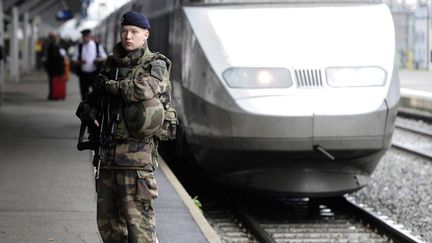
44, 33, 66, 100
35, 37, 44, 71
0, 43, 4, 62
0, 32, 4, 63
0, 33, 4, 90
72, 29, 107, 100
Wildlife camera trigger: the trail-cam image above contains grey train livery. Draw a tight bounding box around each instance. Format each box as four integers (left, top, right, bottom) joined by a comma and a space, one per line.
94, 0, 399, 196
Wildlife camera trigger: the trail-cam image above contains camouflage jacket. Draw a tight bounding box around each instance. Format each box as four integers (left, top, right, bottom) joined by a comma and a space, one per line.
94, 42, 170, 170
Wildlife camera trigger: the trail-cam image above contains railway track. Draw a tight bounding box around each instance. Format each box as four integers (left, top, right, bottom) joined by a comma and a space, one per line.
393, 112, 432, 160
202, 194, 424, 243
398, 107, 432, 123
392, 141, 432, 161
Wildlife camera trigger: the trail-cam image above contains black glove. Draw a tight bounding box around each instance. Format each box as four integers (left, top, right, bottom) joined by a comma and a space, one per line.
76, 102, 99, 125
105, 79, 120, 95
95, 74, 120, 95
94, 74, 110, 93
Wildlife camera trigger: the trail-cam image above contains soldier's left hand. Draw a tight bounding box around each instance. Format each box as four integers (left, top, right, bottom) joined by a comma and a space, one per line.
95, 74, 109, 93
104, 80, 120, 95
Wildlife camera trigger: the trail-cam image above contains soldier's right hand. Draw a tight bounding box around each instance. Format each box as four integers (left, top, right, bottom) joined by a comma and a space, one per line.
77, 103, 99, 127
85, 107, 100, 127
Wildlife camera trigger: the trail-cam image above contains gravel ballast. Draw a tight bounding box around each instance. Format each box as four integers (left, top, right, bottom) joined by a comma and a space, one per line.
352, 118, 432, 242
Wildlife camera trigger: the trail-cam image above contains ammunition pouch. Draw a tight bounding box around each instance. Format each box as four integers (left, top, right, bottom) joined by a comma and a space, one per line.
135, 170, 158, 201
156, 106, 177, 141
123, 97, 165, 139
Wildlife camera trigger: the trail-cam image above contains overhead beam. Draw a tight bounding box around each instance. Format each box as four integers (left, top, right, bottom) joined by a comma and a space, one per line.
18, 0, 46, 15
39, 1, 64, 27
63, 0, 82, 13
3, 0, 22, 12
28, 0, 57, 19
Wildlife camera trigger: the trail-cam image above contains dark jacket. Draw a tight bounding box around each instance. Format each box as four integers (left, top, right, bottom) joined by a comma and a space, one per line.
0, 45, 4, 61
45, 41, 65, 77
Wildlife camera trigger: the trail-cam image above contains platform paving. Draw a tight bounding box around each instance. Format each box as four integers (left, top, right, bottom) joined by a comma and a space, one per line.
399, 69, 432, 112
0, 72, 215, 243
399, 69, 432, 93
0, 72, 100, 242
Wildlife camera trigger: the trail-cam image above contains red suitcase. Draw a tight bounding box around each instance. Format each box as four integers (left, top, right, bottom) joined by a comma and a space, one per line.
51, 75, 66, 100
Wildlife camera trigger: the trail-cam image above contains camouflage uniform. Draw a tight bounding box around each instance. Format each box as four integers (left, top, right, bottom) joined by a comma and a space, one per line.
79, 42, 172, 243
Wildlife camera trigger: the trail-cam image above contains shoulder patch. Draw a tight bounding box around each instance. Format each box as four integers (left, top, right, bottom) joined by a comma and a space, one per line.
150, 60, 167, 81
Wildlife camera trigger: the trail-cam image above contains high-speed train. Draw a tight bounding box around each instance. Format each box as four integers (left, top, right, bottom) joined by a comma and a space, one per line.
94, 0, 399, 196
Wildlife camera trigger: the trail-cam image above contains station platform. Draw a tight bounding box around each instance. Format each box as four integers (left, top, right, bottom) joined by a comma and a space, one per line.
0, 72, 219, 243
399, 69, 432, 113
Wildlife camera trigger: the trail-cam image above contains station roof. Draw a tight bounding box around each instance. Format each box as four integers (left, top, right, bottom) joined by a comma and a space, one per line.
2, 0, 82, 27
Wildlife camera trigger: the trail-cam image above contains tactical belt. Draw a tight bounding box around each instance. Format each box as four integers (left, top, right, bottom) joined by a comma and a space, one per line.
101, 164, 155, 172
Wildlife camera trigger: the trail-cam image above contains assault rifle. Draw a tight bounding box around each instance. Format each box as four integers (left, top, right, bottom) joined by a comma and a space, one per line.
77, 69, 120, 179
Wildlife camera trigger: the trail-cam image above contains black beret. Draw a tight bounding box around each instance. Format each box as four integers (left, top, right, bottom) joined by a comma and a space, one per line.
80, 29, 91, 35
121, 12, 150, 29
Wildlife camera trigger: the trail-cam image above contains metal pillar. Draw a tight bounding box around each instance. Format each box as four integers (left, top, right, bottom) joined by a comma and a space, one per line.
23, 12, 30, 73
426, 0, 430, 70
30, 19, 37, 71
10, 7, 20, 82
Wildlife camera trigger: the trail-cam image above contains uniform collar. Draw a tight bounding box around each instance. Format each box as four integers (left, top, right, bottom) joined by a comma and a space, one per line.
112, 42, 150, 66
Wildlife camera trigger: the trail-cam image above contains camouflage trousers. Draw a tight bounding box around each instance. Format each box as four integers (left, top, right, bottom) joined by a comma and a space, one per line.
97, 169, 158, 243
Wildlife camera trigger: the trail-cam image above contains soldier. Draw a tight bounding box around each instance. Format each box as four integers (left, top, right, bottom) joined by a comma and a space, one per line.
76, 11, 176, 243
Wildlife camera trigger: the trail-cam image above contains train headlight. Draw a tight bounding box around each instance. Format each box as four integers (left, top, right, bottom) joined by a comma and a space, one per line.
223, 68, 293, 88
326, 67, 387, 87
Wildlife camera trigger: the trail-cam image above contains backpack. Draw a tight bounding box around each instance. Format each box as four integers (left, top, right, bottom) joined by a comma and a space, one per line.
72, 42, 102, 74
151, 54, 178, 141
78, 42, 100, 61
119, 52, 177, 141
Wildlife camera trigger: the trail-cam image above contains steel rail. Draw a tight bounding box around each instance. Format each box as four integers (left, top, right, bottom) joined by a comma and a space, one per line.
234, 209, 276, 243
205, 194, 426, 243
395, 123, 432, 137
398, 107, 432, 123
391, 142, 432, 161
393, 114, 432, 161
235, 196, 425, 243
342, 196, 425, 243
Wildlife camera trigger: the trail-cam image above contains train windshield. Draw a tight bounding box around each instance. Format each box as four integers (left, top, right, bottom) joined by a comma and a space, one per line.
201, 4, 392, 66
185, 3, 394, 70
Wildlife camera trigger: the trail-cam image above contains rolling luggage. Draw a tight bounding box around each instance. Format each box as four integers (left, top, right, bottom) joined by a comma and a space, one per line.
51, 75, 66, 100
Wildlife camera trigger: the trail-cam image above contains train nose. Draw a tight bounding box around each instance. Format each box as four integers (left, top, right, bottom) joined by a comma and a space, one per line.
230, 94, 390, 151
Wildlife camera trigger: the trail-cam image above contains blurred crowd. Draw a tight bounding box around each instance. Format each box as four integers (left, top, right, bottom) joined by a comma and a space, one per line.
37, 30, 106, 100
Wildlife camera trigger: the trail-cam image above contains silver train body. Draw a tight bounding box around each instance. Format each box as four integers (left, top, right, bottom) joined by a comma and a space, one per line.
95, 0, 399, 196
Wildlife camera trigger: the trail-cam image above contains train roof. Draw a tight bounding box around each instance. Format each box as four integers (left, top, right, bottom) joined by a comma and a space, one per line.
185, 0, 383, 4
